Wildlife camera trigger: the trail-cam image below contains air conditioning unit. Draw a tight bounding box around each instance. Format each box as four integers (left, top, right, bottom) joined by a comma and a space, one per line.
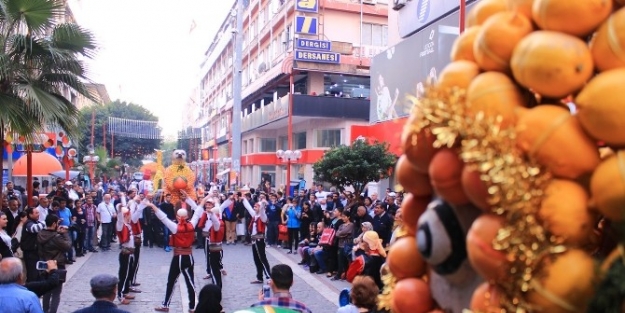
362, 0, 377, 4
258, 62, 267, 73
281, 32, 288, 44
393, 0, 408, 10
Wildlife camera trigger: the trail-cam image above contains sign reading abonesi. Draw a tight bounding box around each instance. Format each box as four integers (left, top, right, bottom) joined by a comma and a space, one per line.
296, 0, 319, 13
295, 50, 340, 64
295, 38, 331, 51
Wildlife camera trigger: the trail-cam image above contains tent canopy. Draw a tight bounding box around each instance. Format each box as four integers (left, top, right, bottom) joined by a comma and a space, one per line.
12, 152, 62, 176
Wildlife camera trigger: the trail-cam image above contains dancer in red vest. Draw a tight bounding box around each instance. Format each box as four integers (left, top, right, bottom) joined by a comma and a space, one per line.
151, 191, 209, 313
116, 206, 136, 305
246, 200, 271, 284
127, 191, 145, 291
197, 201, 226, 288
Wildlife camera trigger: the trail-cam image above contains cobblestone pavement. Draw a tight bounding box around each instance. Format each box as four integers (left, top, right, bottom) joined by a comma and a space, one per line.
58, 243, 350, 312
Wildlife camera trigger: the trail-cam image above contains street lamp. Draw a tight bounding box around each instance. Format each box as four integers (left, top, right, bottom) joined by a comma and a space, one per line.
276, 149, 302, 197
82, 145, 99, 188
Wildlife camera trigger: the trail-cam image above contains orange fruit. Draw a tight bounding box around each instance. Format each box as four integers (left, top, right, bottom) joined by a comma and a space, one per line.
428, 149, 470, 205
473, 12, 534, 72
402, 113, 438, 174
516, 105, 600, 179
461, 167, 491, 212
391, 278, 434, 313
505, 0, 535, 18
437, 60, 481, 91
466, 214, 508, 282
387, 236, 426, 279
590, 7, 625, 71
526, 249, 596, 313
470, 283, 504, 313
511, 31, 594, 98
466, 0, 508, 27
401, 193, 431, 235
576, 68, 625, 146
450, 26, 481, 62
396, 155, 434, 197
532, 0, 613, 36
590, 151, 625, 221
539, 179, 594, 245
467, 71, 526, 126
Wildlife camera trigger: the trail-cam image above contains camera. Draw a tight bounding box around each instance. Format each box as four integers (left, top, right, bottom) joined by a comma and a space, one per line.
36, 261, 48, 270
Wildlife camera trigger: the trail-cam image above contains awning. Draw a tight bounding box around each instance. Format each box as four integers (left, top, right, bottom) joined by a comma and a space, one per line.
217, 168, 231, 176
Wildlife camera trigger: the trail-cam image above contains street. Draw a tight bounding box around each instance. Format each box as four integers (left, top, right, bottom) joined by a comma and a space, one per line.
58, 243, 349, 312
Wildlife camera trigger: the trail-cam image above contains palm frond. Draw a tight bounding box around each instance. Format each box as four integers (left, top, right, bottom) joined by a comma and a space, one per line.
51, 23, 96, 58
4, 0, 64, 36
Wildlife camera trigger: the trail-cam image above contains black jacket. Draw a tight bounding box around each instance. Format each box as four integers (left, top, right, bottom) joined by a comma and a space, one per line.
372, 212, 393, 246
25, 270, 60, 297
2, 208, 21, 236
223, 200, 245, 223
21, 219, 45, 252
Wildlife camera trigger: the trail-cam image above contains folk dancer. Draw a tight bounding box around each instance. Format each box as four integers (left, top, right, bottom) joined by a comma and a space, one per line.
115, 205, 136, 305
152, 192, 209, 313
126, 193, 145, 291
247, 200, 271, 284
197, 200, 225, 287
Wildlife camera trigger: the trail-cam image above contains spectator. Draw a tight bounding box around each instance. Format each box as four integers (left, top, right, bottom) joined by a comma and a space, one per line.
22, 207, 46, 282
334, 209, 354, 281
251, 264, 312, 313
0, 257, 43, 312
336, 275, 379, 313
24, 260, 60, 297
371, 203, 393, 247
3, 198, 22, 236
0, 212, 13, 258
194, 284, 224, 313
96, 194, 116, 251
72, 274, 130, 313
37, 197, 52, 224
357, 231, 387, 289
38, 214, 71, 313
281, 197, 301, 254
82, 197, 98, 253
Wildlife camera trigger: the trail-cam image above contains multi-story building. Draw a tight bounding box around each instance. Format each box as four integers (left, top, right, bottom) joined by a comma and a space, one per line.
191, 0, 390, 190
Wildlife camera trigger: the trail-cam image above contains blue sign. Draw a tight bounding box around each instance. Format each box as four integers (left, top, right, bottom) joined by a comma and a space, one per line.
295, 50, 340, 64
295, 16, 318, 35
295, 38, 331, 51
397, 0, 475, 38
295, 0, 318, 13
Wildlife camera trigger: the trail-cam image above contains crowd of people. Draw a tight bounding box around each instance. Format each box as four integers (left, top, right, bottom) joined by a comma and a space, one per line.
0, 175, 402, 313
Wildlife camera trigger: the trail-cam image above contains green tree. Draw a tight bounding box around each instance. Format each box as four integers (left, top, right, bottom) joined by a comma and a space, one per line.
0, 0, 97, 185
312, 140, 397, 195
79, 100, 162, 164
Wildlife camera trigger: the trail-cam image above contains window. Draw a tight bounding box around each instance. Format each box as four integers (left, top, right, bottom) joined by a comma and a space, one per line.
259, 9, 265, 27
316, 129, 341, 147
293, 132, 306, 150
249, 139, 255, 153
243, 140, 248, 154
259, 138, 277, 152
362, 23, 388, 47
279, 136, 287, 150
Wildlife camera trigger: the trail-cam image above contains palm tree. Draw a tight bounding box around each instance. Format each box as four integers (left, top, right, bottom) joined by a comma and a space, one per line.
0, 0, 98, 190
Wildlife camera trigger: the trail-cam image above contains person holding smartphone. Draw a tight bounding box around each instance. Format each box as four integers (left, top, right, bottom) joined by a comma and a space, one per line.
37, 214, 71, 313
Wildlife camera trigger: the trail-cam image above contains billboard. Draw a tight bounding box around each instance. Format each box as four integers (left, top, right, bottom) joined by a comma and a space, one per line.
295, 0, 318, 13
370, 5, 475, 123
397, 0, 477, 38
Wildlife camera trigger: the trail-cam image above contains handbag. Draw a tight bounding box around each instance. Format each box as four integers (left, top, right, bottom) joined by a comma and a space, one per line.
236, 221, 246, 236
278, 224, 289, 242
318, 228, 336, 246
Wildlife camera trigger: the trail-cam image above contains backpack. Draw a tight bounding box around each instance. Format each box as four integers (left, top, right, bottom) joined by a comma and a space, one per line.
346, 255, 366, 283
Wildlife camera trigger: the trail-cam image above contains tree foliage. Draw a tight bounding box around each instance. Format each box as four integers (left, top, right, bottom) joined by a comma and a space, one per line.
0, 0, 98, 184
79, 100, 161, 164
313, 140, 397, 194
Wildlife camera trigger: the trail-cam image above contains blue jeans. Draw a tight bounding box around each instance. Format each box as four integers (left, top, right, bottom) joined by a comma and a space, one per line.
266, 221, 280, 246
85, 226, 95, 250
100, 223, 112, 249
314, 249, 326, 272
67, 229, 76, 260
163, 225, 171, 248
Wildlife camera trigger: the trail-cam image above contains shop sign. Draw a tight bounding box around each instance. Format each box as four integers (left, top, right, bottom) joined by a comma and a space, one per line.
295, 0, 318, 13
295, 38, 331, 51
294, 50, 340, 64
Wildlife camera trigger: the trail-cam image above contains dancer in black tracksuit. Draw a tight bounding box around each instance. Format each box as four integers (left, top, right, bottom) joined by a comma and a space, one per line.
152, 192, 209, 312
245, 200, 271, 284
116, 206, 135, 305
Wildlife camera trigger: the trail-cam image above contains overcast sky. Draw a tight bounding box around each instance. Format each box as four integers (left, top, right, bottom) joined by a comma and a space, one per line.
71, 0, 234, 139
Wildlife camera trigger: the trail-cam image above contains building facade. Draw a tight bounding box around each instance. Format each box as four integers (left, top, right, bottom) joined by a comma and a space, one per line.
189, 0, 390, 190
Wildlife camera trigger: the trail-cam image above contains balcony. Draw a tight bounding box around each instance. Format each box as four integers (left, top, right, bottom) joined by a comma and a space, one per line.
240, 93, 370, 132
292, 94, 369, 120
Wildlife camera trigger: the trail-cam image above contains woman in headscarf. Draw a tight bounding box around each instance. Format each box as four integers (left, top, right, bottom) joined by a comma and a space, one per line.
356, 231, 387, 289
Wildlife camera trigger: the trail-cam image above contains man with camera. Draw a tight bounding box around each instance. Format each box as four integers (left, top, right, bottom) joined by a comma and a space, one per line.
251, 264, 312, 313
37, 214, 71, 313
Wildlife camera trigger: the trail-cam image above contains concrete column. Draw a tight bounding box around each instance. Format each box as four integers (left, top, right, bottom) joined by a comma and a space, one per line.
306, 71, 325, 96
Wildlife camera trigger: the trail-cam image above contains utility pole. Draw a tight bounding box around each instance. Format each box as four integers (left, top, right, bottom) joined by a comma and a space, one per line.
231, 0, 244, 188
